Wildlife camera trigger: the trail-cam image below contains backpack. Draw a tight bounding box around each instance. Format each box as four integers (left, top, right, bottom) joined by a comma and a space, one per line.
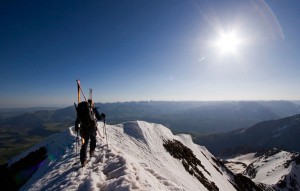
76, 101, 96, 128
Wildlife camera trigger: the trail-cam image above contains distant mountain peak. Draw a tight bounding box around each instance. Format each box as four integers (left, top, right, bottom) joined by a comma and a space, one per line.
225, 148, 300, 190
196, 114, 300, 158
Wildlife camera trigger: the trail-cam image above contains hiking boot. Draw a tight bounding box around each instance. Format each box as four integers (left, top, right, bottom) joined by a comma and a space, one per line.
90, 151, 94, 158
81, 160, 88, 167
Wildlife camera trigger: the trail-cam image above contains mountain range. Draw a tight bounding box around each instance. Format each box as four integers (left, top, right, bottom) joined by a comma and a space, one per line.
2, 100, 300, 133
1, 100, 300, 164
195, 114, 300, 157
94, 101, 300, 133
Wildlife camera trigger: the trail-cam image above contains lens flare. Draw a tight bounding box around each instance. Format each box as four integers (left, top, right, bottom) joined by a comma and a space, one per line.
216, 32, 241, 54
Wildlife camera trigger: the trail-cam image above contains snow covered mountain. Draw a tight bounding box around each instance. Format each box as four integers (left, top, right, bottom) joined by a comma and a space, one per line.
225, 148, 300, 191
3, 121, 266, 191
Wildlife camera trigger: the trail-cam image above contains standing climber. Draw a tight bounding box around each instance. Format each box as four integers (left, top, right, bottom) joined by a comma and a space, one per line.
75, 99, 105, 166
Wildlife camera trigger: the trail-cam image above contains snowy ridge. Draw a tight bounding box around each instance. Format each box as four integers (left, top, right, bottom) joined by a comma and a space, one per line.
17, 121, 262, 191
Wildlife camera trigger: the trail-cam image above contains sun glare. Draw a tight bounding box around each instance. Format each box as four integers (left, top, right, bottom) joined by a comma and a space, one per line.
216, 32, 241, 54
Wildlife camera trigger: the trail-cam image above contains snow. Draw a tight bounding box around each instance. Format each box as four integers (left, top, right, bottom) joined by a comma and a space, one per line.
252, 151, 292, 185
226, 150, 300, 190
228, 153, 257, 166
226, 153, 257, 174
18, 121, 238, 191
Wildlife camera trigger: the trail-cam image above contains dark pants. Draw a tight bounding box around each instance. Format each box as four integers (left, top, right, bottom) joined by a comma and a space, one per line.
80, 128, 96, 164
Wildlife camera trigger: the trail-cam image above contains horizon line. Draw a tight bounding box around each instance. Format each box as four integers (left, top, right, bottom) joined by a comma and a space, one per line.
1, 99, 300, 109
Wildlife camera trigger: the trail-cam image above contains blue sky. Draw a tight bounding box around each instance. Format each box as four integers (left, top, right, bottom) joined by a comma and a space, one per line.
1, 0, 300, 108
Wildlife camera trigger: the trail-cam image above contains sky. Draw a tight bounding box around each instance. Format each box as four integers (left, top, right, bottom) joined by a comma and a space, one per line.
1, 0, 300, 108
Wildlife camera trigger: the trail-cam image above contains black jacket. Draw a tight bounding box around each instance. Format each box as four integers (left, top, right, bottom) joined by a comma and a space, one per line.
75, 107, 105, 132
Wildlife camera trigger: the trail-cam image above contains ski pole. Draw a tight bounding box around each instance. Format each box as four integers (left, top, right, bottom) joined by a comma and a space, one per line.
97, 127, 103, 138
96, 122, 103, 139
76, 131, 79, 154
104, 119, 108, 145
94, 112, 103, 139
103, 121, 105, 139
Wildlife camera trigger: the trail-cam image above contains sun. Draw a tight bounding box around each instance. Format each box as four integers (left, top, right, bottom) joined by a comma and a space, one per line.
216, 32, 241, 54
